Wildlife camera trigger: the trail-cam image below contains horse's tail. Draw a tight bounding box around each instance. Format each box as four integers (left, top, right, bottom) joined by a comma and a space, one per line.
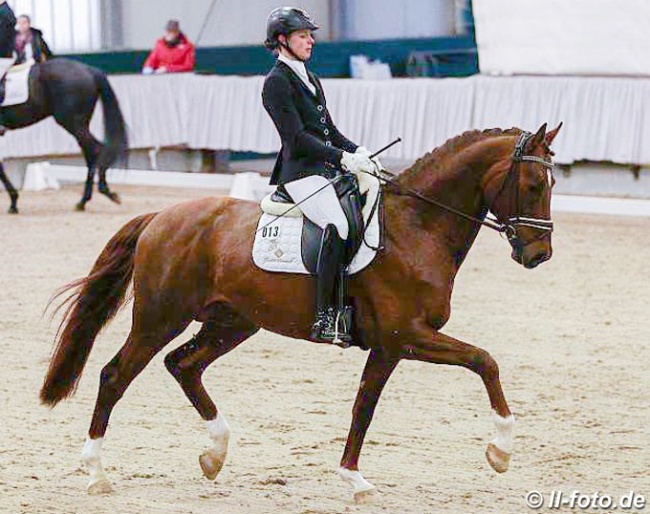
40, 212, 157, 407
93, 68, 129, 169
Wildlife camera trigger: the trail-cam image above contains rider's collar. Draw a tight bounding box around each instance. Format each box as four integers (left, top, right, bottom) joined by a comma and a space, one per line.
278, 53, 315, 95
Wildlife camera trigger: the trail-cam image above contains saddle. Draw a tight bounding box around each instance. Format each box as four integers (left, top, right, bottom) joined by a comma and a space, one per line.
0, 58, 33, 107
272, 174, 365, 274
254, 171, 382, 276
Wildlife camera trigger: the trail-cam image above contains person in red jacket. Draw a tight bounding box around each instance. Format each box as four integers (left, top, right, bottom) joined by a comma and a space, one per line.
142, 20, 195, 74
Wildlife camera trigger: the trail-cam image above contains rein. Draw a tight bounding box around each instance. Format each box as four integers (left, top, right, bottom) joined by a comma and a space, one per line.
369, 131, 556, 242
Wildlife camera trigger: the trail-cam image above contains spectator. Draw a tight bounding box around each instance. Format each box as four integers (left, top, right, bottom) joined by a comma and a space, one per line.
15, 14, 53, 64
142, 20, 195, 74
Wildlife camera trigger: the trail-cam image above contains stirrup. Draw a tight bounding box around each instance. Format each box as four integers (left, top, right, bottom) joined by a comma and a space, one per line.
310, 307, 353, 347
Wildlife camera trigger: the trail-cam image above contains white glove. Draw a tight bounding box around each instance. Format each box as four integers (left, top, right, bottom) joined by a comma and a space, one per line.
341, 151, 375, 174
142, 66, 154, 75
355, 146, 385, 173
155, 66, 168, 74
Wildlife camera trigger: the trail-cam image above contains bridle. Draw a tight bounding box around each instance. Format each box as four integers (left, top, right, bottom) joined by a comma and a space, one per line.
488, 131, 555, 248
375, 131, 555, 246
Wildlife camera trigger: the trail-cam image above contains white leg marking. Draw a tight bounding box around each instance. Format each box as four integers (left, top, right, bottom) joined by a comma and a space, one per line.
82, 437, 113, 494
490, 410, 515, 454
338, 467, 375, 495
200, 411, 231, 480
207, 411, 230, 458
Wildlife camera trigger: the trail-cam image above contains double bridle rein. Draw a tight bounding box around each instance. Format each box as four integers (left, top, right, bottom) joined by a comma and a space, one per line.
375, 131, 555, 245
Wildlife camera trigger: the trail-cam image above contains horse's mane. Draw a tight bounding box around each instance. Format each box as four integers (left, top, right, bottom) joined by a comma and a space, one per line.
398, 127, 523, 183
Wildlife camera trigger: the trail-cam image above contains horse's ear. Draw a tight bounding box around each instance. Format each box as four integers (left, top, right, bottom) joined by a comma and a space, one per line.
544, 122, 563, 146
530, 123, 547, 148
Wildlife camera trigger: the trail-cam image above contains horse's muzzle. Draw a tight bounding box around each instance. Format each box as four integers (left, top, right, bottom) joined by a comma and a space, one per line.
511, 241, 552, 269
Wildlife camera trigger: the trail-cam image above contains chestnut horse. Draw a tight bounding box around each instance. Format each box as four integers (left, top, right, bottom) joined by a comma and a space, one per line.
40, 123, 561, 502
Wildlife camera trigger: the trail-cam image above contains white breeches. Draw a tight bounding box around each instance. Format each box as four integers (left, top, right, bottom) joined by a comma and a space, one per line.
284, 175, 349, 240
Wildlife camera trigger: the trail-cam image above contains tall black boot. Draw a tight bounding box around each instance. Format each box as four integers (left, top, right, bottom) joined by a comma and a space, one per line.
310, 224, 352, 344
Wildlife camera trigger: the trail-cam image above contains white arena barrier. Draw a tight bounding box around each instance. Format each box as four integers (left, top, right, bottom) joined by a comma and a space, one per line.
19, 162, 274, 201
16, 162, 650, 217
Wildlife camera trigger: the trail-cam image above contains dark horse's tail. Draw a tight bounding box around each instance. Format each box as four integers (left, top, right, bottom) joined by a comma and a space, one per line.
93, 68, 129, 169
40, 212, 157, 407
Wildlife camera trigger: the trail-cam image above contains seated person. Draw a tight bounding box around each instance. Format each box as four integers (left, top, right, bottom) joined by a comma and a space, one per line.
15, 14, 53, 64
142, 20, 195, 74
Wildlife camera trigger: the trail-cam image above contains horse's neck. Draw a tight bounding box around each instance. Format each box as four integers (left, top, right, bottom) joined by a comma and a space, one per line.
393, 137, 508, 269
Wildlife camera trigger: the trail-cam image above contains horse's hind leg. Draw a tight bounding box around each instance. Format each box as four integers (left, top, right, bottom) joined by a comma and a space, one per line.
97, 165, 121, 204
0, 161, 19, 214
164, 304, 259, 481
58, 113, 119, 210
82, 318, 192, 494
404, 330, 514, 474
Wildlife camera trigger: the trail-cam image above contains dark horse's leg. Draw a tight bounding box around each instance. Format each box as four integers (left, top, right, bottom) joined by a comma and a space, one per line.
55, 114, 101, 211
402, 330, 514, 474
338, 348, 399, 503
0, 161, 18, 214
164, 304, 259, 480
97, 166, 121, 205
56, 115, 121, 211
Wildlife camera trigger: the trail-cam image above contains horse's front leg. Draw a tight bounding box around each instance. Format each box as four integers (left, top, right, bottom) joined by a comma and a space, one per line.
404, 329, 514, 474
339, 347, 399, 503
76, 166, 95, 211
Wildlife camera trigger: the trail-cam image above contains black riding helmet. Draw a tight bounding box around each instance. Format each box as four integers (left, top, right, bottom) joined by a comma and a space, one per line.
264, 7, 319, 51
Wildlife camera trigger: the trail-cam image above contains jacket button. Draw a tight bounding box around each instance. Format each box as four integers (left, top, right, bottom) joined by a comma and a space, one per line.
320, 117, 326, 123
324, 129, 330, 135
317, 105, 324, 111
325, 141, 332, 146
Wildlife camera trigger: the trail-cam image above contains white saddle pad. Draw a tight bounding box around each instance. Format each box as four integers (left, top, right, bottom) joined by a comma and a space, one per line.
2, 59, 33, 107
252, 173, 382, 275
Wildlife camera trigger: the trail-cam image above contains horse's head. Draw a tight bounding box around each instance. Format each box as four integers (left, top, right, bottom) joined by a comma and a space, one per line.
483, 123, 563, 269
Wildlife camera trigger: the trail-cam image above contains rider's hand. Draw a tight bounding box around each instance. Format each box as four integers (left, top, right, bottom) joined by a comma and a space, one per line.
355, 146, 385, 174
142, 67, 154, 75
155, 66, 168, 74
341, 151, 375, 174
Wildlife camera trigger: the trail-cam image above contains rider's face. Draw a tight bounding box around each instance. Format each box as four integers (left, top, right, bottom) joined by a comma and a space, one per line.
285, 30, 314, 61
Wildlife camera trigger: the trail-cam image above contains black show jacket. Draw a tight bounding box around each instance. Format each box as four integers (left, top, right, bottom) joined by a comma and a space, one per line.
262, 60, 358, 185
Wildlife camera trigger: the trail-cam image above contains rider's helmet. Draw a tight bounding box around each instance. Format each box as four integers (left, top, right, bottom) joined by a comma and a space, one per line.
264, 7, 319, 50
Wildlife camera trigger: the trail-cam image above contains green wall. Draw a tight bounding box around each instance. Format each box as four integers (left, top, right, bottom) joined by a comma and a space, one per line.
63, 36, 478, 78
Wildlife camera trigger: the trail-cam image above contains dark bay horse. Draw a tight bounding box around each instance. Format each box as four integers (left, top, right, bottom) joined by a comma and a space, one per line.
0, 58, 128, 213
40, 123, 562, 502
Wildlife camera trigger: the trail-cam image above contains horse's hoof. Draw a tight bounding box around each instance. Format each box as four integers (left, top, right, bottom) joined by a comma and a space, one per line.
75, 202, 86, 212
486, 442, 510, 473
199, 449, 225, 480
100, 188, 121, 205
8, 207, 18, 214
109, 193, 122, 205
354, 487, 380, 504
87, 477, 114, 495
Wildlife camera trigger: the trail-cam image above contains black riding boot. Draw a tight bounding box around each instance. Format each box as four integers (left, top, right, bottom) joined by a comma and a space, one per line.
310, 224, 352, 344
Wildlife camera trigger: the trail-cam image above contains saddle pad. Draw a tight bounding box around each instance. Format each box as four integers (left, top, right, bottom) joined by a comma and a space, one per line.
252, 199, 381, 275
2, 60, 33, 107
